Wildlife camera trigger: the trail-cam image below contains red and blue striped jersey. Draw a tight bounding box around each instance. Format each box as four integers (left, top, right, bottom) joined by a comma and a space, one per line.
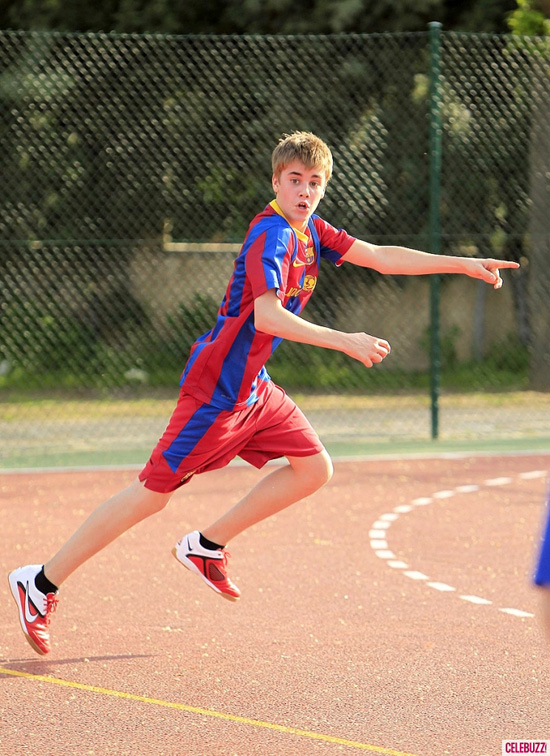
179, 200, 355, 410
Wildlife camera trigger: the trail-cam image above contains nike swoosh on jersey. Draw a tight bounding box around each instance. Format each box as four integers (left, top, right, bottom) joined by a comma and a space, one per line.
292, 259, 307, 267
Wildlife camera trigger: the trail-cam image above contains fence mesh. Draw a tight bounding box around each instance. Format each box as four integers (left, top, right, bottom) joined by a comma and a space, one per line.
1, 29, 549, 467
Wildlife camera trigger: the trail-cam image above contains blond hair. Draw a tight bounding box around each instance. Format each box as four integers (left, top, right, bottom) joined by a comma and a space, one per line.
272, 131, 333, 184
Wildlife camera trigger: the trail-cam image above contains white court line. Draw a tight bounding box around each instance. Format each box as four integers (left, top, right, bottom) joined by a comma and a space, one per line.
427, 582, 455, 592
484, 477, 513, 486
455, 484, 480, 494
432, 490, 455, 499
404, 571, 429, 581
370, 468, 546, 620
369, 529, 389, 539
375, 550, 396, 559
370, 539, 388, 550
500, 608, 534, 618
460, 595, 492, 605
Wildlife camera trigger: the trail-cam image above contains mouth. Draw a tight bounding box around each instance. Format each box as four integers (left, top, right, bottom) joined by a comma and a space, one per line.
297, 202, 309, 211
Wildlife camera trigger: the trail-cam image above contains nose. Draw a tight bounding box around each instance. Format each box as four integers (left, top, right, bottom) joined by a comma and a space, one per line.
300, 183, 310, 196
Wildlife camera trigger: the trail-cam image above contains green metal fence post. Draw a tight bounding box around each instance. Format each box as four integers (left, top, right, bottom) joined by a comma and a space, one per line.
428, 21, 443, 440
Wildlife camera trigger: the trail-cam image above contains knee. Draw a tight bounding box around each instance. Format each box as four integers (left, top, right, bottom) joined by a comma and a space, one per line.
290, 449, 333, 490
316, 449, 334, 485
134, 480, 172, 516
145, 494, 171, 515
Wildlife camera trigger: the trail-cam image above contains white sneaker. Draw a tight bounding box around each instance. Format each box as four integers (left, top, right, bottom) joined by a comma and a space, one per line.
8, 564, 59, 655
172, 531, 240, 601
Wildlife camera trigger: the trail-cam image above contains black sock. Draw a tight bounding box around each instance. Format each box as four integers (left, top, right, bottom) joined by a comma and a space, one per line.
199, 533, 225, 551
35, 566, 59, 595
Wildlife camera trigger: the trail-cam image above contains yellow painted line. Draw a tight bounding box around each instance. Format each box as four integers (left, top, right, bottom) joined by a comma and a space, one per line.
0, 665, 421, 756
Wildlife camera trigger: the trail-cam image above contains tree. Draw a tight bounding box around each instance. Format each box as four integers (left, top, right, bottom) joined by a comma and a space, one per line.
508, 0, 550, 33
0, 0, 526, 35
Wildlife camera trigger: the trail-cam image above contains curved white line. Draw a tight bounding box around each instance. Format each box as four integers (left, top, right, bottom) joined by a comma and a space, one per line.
370, 469, 548, 619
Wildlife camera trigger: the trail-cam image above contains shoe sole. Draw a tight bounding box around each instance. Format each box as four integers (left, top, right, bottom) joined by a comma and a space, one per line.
171, 548, 240, 602
7, 573, 48, 656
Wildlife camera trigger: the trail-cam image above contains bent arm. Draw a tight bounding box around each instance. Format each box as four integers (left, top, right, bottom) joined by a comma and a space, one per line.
344, 239, 519, 289
253, 289, 391, 369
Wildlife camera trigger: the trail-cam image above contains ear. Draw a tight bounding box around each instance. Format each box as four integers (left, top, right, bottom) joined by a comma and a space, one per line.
272, 173, 279, 193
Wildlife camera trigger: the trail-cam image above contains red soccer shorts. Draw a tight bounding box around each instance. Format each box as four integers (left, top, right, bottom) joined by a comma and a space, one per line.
138, 380, 324, 493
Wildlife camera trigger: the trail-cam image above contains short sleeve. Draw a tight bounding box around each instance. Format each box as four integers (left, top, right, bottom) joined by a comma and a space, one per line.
245, 223, 294, 300
313, 216, 356, 267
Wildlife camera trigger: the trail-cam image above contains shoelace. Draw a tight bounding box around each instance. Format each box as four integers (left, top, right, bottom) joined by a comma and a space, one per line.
45, 594, 59, 624
218, 551, 231, 572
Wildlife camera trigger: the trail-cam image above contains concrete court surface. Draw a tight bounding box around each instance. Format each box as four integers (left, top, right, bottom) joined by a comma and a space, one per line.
1, 452, 550, 756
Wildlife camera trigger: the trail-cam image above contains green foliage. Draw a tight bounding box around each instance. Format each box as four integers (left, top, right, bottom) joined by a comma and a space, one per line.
485, 334, 529, 373
419, 324, 462, 370
0, 300, 94, 373
442, 0, 517, 33
153, 293, 220, 368
267, 343, 427, 392
0, 262, 152, 386
507, 0, 550, 35
0, 29, 537, 400
0, 0, 525, 35
267, 337, 529, 394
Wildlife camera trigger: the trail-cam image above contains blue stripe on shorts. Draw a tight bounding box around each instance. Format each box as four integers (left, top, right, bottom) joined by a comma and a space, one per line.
162, 403, 224, 474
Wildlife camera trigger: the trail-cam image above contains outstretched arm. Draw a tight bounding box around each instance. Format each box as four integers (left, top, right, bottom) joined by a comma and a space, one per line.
254, 290, 391, 369
344, 240, 520, 289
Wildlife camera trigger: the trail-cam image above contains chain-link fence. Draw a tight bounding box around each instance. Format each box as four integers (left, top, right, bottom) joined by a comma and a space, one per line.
1, 29, 549, 467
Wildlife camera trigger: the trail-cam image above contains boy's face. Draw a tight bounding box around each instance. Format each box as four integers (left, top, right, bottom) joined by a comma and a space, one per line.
272, 159, 326, 232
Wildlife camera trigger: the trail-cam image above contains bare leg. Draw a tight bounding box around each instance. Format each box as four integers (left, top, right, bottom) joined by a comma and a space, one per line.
202, 449, 333, 546
44, 478, 172, 587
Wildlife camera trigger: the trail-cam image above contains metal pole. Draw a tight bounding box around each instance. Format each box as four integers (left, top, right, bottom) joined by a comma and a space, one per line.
428, 21, 442, 440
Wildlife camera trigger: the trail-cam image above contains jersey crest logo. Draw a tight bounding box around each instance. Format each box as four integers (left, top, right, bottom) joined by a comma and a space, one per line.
292, 246, 315, 267
285, 275, 317, 298
303, 274, 317, 291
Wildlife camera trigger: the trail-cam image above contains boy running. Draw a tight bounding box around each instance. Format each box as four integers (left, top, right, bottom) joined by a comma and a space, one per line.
9, 131, 519, 655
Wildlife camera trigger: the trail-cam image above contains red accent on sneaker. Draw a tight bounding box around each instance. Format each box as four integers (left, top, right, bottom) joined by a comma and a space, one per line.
15, 582, 58, 656
189, 552, 241, 601
173, 546, 241, 602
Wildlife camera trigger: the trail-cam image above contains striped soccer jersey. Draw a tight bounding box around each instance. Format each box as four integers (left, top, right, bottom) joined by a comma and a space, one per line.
179, 200, 355, 411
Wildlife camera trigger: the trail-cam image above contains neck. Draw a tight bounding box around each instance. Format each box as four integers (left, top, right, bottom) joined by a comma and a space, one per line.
270, 199, 309, 237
